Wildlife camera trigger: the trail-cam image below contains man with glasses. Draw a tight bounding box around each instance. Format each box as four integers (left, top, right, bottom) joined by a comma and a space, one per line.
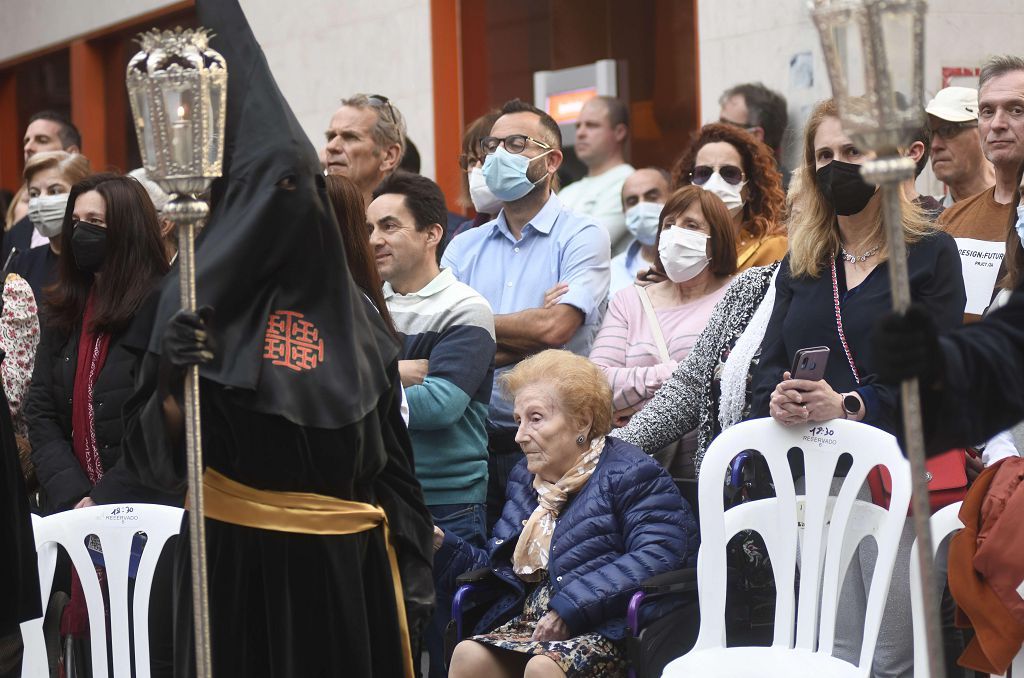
441, 98, 610, 528
939, 57, 1024, 320
557, 96, 634, 251
324, 93, 406, 206
719, 83, 788, 161
926, 87, 995, 208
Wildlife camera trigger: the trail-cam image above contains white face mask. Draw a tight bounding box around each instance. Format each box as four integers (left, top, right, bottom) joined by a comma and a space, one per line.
700, 172, 746, 214
624, 202, 663, 246
658, 227, 710, 283
469, 166, 503, 214
1016, 203, 1024, 247
27, 193, 69, 239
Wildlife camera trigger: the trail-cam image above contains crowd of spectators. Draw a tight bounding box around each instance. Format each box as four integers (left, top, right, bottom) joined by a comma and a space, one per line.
3, 36, 1023, 678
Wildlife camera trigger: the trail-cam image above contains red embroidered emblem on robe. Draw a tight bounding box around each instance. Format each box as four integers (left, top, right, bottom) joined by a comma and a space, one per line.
263, 310, 324, 371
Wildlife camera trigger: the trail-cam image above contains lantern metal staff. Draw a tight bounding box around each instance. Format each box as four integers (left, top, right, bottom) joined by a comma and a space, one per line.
126, 27, 227, 678
810, 1, 944, 676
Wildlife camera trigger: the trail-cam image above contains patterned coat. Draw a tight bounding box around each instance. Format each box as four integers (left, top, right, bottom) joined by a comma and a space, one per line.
614, 263, 778, 474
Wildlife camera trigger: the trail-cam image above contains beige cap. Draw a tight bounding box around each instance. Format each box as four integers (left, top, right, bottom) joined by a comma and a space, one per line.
925, 86, 979, 123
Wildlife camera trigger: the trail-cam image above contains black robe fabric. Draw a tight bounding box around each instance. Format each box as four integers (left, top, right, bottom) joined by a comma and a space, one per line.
0, 350, 40, 634
119, 0, 434, 675
923, 280, 1024, 454
122, 348, 430, 677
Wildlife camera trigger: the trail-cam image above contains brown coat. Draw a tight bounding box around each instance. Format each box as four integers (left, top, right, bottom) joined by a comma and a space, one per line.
948, 456, 1024, 674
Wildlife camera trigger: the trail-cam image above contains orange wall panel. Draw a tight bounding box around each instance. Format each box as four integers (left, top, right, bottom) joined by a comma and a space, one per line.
0, 74, 19, 192
70, 39, 108, 171
431, 0, 464, 215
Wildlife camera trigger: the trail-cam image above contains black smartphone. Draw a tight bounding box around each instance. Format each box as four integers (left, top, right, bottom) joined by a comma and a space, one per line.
790, 346, 830, 381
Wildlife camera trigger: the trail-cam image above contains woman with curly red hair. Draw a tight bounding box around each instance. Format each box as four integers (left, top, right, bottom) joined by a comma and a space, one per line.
671, 123, 787, 271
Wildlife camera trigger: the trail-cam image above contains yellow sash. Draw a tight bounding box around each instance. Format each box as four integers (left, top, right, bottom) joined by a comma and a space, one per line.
198, 468, 414, 678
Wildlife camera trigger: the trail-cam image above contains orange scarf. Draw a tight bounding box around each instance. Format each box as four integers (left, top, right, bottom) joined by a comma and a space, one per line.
513, 437, 605, 581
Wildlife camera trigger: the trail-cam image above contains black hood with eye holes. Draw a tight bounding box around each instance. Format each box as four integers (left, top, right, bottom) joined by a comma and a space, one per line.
146, 0, 397, 428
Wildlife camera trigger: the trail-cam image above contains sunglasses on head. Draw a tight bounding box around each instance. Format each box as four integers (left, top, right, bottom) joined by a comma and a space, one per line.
367, 94, 397, 123
690, 164, 745, 186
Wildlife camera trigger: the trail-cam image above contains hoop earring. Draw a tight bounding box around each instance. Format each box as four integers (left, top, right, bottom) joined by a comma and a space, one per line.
576, 434, 586, 446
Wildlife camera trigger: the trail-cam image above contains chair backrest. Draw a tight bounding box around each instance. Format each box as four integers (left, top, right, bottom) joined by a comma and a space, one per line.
693, 417, 911, 671
20, 503, 183, 678
909, 501, 963, 676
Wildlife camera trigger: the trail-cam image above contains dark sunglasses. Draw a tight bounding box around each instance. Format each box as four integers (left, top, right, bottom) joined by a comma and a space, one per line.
931, 121, 978, 140
367, 94, 397, 123
690, 164, 745, 186
480, 134, 552, 156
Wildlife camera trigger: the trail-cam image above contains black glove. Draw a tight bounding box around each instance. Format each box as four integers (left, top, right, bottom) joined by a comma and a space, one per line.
158, 307, 215, 402
871, 305, 944, 387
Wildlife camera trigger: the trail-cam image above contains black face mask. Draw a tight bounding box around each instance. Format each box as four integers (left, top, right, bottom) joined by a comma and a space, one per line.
71, 221, 108, 273
816, 160, 877, 216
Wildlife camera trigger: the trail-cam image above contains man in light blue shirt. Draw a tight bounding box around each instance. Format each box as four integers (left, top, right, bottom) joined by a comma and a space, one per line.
442, 98, 610, 527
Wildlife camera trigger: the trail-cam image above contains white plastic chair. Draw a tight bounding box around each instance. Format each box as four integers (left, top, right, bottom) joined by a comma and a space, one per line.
19, 503, 184, 678
662, 417, 911, 678
910, 501, 1024, 678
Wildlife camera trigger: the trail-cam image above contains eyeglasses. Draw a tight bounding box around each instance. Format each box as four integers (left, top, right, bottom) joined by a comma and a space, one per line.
480, 134, 552, 156
690, 164, 745, 186
457, 153, 482, 171
719, 117, 758, 134
931, 121, 978, 140
367, 94, 397, 124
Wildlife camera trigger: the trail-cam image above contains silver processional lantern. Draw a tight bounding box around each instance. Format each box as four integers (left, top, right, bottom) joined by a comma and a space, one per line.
126, 27, 226, 678
810, 2, 945, 678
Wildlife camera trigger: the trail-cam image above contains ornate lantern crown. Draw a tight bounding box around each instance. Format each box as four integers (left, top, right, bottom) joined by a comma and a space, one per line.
126, 27, 227, 196
811, 0, 927, 154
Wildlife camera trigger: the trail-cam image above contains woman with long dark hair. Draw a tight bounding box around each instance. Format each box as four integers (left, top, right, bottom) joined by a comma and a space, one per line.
324, 173, 397, 336
26, 172, 173, 514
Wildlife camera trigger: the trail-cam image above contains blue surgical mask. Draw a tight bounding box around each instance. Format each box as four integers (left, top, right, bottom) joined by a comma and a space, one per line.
1016, 203, 1024, 247
624, 201, 663, 246
482, 146, 552, 202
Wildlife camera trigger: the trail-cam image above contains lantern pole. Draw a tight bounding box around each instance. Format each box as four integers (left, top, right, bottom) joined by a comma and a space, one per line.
810, 1, 945, 676
126, 28, 226, 678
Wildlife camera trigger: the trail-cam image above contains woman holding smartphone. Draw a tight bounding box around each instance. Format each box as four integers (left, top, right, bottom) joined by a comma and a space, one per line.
747, 99, 965, 678
749, 99, 964, 432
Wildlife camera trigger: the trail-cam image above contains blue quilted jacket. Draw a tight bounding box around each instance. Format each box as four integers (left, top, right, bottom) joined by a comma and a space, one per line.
434, 436, 698, 640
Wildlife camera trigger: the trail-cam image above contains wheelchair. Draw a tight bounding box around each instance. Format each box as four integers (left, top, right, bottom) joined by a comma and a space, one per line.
445, 452, 775, 677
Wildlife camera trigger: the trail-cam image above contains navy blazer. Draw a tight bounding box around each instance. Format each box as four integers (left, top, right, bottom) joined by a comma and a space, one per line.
434, 436, 698, 640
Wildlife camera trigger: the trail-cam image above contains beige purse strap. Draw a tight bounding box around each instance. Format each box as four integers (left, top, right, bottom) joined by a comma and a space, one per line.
635, 284, 671, 363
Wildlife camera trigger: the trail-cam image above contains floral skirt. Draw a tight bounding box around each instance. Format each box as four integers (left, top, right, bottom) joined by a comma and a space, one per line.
470, 576, 627, 678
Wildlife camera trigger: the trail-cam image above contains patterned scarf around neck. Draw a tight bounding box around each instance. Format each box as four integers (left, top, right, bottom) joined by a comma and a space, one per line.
513, 436, 605, 581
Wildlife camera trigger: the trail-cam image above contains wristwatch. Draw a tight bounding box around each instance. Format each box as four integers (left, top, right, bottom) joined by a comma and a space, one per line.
842, 393, 862, 419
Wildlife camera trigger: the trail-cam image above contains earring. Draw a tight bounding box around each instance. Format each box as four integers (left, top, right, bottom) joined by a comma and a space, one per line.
576, 434, 586, 446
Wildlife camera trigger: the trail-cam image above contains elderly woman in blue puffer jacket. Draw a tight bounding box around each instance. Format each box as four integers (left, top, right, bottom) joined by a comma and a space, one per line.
436, 350, 698, 678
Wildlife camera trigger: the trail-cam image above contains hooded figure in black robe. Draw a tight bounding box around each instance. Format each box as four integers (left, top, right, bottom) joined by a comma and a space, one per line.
0, 350, 40, 646
119, 2, 434, 675
874, 277, 1024, 453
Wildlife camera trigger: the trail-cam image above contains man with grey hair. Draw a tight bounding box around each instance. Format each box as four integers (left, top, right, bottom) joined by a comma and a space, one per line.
940, 54, 1024, 320
719, 83, 788, 159
324, 93, 407, 206
557, 96, 634, 250
925, 86, 995, 207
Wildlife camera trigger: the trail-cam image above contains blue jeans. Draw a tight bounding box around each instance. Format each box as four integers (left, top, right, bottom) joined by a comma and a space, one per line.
427, 502, 486, 678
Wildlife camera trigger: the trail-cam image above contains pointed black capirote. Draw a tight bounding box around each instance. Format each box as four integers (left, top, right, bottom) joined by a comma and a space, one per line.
145, 0, 397, 428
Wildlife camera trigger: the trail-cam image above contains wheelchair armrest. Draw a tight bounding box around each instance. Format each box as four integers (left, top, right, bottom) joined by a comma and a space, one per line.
641, 567, 698, 596
455, 567, 498, 585
452, 568, 509, 641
